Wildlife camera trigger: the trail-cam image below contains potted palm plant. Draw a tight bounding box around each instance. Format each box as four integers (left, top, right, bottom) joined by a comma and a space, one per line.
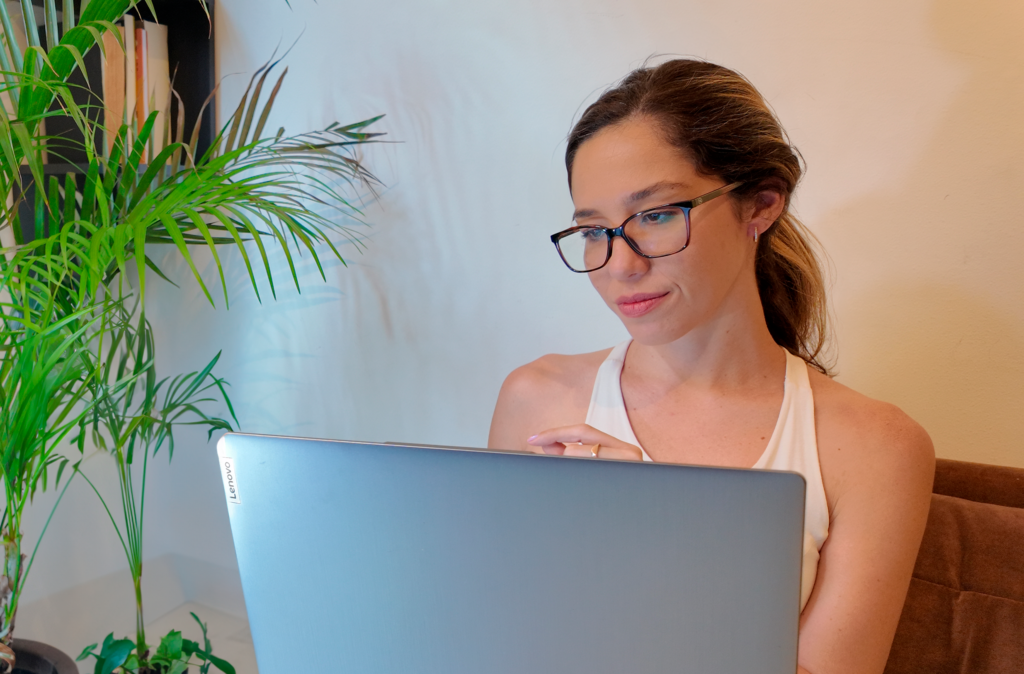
0, 0, 384, 671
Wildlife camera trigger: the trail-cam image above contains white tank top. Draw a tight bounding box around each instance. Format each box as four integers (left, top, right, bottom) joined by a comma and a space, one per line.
584, 340, 830, 611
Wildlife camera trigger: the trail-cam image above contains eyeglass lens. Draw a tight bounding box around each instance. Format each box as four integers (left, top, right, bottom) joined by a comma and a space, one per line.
557, 206, 690, 272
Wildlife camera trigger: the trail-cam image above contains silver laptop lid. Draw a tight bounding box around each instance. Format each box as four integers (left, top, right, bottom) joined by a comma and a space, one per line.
217, 432, 804, 674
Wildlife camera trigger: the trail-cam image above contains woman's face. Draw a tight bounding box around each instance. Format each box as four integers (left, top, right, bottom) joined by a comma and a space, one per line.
569, 117, 758, 346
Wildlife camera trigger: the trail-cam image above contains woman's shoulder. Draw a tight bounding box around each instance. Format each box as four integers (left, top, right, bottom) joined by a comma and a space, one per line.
488, 348, 612, 450
503, 348, 612, 396
807, 368, 935, 511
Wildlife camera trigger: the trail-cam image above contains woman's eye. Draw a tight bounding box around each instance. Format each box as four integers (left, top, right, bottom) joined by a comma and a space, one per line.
581, 228, 605, 241
641, 209, 679, 226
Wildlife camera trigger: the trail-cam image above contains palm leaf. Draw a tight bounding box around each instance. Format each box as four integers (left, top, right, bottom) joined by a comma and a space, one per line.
44, 0, 59, 52
0, 1, 25, 74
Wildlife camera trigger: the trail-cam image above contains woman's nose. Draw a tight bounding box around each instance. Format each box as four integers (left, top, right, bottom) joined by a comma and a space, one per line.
604, 235, 649, 279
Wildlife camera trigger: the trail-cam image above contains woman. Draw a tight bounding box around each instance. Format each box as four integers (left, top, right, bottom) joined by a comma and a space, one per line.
488, 60, 934, 674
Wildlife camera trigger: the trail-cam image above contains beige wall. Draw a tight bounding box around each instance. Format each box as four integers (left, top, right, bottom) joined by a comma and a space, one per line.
803, 0, 1024, 468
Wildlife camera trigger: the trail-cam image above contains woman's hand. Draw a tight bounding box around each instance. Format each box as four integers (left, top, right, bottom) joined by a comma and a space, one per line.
526, 424, 644, 461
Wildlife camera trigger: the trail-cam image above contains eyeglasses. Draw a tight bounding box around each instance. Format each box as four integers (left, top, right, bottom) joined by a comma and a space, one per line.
550, 182, 743, 273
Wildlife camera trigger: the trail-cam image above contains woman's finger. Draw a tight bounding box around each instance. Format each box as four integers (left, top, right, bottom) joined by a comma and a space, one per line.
561, 443, 598, 458
528, 424, 619, 449
539, 442, 567, 456
528, 424, 643, 461
595, 445, 643, 461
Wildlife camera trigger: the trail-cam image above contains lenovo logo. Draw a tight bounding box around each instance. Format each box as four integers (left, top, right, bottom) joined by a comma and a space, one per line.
221, 457, 242, 505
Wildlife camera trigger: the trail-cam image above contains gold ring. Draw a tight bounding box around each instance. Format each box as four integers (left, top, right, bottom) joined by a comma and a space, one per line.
589, 443, 601, 458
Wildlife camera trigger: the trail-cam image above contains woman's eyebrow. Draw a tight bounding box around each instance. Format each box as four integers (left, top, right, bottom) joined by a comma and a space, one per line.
572, 181, 691, 221
624, 181, 690, 207
572, 207, 601, 220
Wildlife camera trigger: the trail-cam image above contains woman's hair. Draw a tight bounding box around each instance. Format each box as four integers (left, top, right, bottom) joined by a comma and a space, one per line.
566, 59, 833, 374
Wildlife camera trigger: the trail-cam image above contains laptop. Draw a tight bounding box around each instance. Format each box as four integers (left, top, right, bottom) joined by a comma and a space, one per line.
217, 432, 805, 674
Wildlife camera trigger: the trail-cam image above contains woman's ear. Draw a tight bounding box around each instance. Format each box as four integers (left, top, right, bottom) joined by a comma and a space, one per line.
746, 186, 786, 240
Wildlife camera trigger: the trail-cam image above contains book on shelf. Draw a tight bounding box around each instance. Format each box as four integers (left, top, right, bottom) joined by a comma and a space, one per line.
126, 16, 172, 161
133, 21, 149, 158
139, 20, 171, 159
100, 28, 125, 157
41, 12, 172, 164
122, 13, 137, 150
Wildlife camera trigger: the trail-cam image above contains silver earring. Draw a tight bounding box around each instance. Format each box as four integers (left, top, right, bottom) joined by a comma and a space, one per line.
753, 229, 759, 243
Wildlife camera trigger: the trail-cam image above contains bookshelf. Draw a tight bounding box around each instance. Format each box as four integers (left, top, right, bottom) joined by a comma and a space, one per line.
17, 0, 215, 241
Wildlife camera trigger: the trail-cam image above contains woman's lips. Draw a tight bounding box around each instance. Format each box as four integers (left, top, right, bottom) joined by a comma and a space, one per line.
616, 292, 669, 318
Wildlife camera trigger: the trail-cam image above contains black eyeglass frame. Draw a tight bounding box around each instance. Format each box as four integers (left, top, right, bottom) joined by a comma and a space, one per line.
550, 181, 744, 273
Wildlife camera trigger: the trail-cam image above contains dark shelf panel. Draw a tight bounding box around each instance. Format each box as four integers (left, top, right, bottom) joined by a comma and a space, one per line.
14, 165, 87, 243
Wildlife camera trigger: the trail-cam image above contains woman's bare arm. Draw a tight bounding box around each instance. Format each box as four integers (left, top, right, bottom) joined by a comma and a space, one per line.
797, 381, 935, 674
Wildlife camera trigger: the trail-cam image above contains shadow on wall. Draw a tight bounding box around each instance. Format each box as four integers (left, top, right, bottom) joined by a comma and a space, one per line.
141, 186, 424, 443
825, 0, 1024, 467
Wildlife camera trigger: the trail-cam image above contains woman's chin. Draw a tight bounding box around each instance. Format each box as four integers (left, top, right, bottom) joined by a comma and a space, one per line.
622, 320, 691, 347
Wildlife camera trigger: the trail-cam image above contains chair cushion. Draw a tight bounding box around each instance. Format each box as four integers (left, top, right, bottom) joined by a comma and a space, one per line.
884, 493, 1024, 674
932, 459, 1024, 509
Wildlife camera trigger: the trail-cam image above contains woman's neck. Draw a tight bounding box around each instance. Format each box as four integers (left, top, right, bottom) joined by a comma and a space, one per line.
626, 286, 785, 393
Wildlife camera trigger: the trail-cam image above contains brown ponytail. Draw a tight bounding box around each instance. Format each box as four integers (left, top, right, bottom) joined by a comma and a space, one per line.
566, 59, 833, 374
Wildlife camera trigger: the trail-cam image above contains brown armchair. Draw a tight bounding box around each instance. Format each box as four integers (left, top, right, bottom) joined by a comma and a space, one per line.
884, 458, 1024, 674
